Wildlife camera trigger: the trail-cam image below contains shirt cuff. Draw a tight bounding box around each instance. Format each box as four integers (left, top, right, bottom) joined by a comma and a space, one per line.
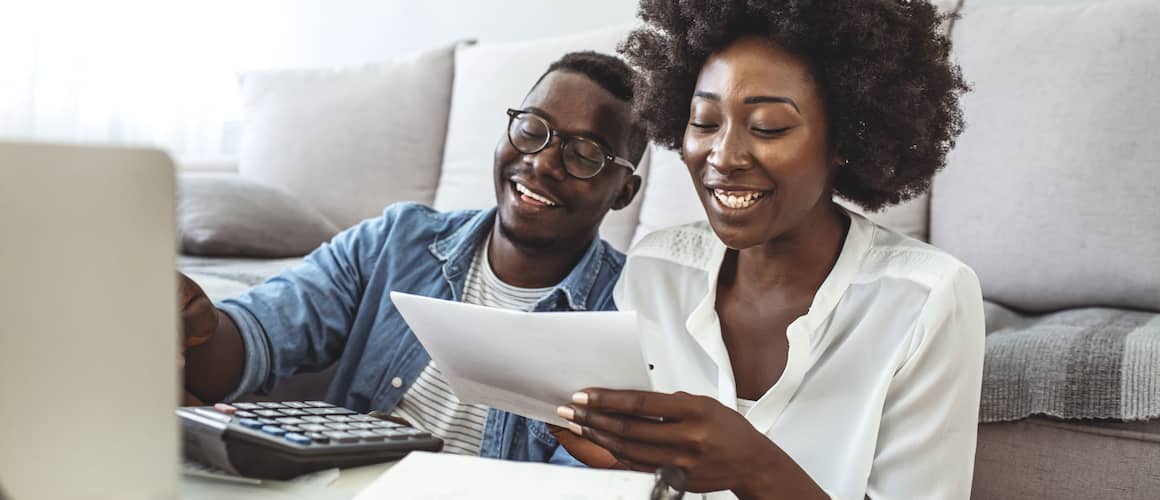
216, 301, 273, 402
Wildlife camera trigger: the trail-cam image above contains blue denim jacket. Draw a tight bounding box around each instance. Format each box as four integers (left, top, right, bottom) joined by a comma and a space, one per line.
217, 202, 624, 464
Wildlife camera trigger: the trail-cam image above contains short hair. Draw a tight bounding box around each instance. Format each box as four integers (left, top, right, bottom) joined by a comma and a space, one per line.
621, 0, 970, 211
533, 51, 649, 166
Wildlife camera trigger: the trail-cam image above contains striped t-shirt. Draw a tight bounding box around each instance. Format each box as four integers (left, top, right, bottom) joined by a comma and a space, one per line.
391, 236, 554, 455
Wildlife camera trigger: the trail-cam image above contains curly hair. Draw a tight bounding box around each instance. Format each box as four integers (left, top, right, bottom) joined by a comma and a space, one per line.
620, 0, 969, 210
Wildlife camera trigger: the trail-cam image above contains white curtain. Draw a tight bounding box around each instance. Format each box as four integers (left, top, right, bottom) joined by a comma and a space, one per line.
0, 0, 243, 166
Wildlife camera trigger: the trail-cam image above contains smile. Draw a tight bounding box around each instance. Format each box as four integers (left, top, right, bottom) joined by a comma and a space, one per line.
711, 188, 769, 209
514, 181, 559, 207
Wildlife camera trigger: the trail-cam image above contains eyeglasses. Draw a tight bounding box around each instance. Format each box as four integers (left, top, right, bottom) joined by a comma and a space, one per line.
506, 108, 636, 180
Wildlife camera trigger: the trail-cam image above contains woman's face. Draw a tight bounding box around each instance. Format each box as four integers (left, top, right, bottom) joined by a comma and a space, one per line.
683, 36, 838, 250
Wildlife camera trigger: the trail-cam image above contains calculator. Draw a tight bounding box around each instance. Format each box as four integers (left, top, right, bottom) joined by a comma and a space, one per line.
178, 401, 443, 480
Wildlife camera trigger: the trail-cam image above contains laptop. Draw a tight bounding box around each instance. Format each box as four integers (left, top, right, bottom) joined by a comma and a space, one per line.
0, 142, 179, 499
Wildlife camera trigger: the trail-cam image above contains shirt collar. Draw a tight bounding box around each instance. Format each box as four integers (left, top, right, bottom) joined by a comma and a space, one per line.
427, 207, 607, 311
686, 206, 876, 343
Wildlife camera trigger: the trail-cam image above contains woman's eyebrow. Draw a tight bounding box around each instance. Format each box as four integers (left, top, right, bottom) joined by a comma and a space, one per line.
692, 91, 801, 113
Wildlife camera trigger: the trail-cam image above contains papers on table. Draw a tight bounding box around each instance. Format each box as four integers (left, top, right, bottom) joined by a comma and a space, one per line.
389, 291, 653, 427
353, 451, 655, 500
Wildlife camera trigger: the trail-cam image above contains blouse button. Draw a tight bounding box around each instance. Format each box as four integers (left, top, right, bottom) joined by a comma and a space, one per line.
391, 377, 403, 388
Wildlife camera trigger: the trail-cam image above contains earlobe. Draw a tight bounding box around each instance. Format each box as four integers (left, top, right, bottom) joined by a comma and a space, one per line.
610, 175, 643, 211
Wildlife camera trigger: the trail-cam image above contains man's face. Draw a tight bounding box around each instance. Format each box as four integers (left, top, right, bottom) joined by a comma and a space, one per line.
493, 70, 639, 250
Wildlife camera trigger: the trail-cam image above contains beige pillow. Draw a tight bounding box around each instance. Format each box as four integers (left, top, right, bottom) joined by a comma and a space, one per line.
931, 0, 1160, 312
238, 42, 461, 230
179, 173, 339, 258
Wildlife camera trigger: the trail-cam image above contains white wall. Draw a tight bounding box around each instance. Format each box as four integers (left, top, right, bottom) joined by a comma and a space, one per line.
227, 0, 1103, 69
228, 0, 641, 69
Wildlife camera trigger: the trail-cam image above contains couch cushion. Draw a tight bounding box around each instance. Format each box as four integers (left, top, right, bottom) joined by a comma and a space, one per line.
179, 255, 304, 303
974, 417, 1160, 500
432, 26, 649, 252
981, 302, 1160, 422
931, 1, 1160, 312
238, 42, 459, 229
179, 173, 339, 258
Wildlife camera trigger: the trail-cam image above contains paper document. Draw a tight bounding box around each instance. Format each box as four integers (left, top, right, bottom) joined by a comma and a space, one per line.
389, 291, 653, 427
353, 451, 654, 500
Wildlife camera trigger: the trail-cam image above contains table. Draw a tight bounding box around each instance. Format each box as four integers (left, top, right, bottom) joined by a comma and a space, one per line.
180, 462, 395, 500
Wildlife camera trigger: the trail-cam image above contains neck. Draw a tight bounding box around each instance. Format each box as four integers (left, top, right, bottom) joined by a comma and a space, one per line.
485, 220, 594, 288
732, 201, 849, 291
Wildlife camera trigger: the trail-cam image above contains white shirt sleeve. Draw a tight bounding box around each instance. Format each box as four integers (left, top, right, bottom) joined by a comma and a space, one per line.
865, 266, 986, 500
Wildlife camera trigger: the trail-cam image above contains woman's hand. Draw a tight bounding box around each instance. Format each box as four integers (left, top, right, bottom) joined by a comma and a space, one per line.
557, 389, 825, 500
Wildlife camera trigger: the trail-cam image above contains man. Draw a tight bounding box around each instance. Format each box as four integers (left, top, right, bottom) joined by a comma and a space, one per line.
179, 51, 647, 464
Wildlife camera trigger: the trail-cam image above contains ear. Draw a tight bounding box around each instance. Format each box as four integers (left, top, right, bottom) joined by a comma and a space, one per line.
610, 174, 642, 211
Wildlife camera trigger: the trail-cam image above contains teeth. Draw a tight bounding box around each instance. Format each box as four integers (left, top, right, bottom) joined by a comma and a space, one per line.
515, 183, 557, 206
713, 189, 765, 209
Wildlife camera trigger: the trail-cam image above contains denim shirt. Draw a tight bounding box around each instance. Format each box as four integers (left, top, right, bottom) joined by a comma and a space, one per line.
217, 202, 623, 464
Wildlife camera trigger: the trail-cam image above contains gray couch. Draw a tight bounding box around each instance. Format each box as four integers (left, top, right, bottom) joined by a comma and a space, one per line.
180, 0, 1160, 497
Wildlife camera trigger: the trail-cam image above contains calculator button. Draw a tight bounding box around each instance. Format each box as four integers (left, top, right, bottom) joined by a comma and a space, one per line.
305, 432, 330, 443
305, 407, 354, 416
302, 416, 329, 423
283, 402, 309, 408
401, 428, 431, 439
284, 433, 312, 445
325, 415, 354, 422
300, 424, 329, 432
323, 431, 359, 443
349, 415, 380, 422
369, 429, 402, 439
238, 418, 263, 429
348, 422, 375, 430
324, 423, 355, 431
258, 402, 287, 409
261, 425, 287, 436
258, 418, 280, 426
369, 420, 401, 429
213, 403, 237, 415
233, 402, 262, 410
277, 417, 306, 425
283, 425, 303, 433
279, 409, 309, 417
254, 409, 284, 418
350, 430, 383, 441
235, 411, 257, 418
305, 401, 333, 408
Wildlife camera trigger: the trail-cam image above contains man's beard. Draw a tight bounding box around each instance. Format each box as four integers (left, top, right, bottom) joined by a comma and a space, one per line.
497, 216, 557, 251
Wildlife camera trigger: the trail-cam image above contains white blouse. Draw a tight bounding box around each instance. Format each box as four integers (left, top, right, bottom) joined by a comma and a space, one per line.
615, 211, 985, 500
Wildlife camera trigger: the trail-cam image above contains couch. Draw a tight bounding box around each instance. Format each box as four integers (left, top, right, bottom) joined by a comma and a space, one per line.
178, 0, 1160, 498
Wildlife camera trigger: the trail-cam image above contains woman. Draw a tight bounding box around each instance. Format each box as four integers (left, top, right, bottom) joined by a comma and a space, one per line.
553, 1, 982, 499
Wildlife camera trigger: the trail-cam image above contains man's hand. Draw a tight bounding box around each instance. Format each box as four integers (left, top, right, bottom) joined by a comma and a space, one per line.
178, 272, 217, 405
179, 272, 217, 352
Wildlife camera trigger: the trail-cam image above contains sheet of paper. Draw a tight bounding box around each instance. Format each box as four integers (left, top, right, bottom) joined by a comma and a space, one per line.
389, 291, 653, 427
353, 451, 654, 500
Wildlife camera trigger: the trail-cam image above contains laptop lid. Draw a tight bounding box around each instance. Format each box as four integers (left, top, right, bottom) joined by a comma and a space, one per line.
0, 142, 179, 499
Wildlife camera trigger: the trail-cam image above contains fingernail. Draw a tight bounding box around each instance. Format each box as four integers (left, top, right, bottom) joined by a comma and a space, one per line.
556, 406, 574, 420
567, 422, 583, 435
572, 392, 589, 405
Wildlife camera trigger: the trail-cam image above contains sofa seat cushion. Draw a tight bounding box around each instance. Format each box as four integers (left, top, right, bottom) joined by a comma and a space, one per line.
179, 255, 304, 303
982, 301, 1160, 422
973, 417, 1160, 500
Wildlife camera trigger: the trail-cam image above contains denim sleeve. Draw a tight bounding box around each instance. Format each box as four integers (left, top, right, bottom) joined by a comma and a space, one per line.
217, 207, 403, 399
548, 444, 586, 467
